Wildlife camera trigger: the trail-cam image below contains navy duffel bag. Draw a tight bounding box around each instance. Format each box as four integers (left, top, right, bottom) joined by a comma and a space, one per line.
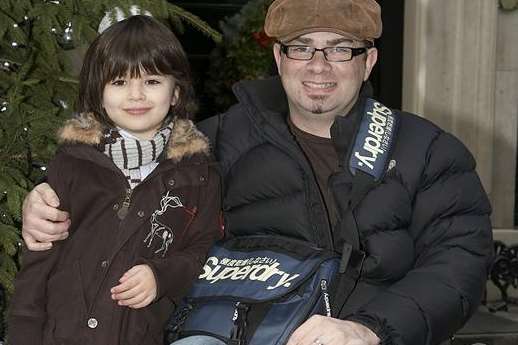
165, 235, 340, 345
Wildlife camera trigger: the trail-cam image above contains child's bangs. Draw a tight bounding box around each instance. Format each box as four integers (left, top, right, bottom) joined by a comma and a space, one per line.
102, 32, 172, 83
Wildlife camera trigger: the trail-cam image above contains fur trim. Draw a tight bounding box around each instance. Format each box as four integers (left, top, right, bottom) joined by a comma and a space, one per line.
166, 118, 210, 162
57, 113, 103, 145
57, 114, 210, 162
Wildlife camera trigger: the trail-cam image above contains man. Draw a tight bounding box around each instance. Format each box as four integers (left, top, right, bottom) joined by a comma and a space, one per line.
21, 0, 493, 344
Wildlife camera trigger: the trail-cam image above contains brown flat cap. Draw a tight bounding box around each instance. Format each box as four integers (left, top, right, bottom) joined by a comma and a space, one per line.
264, 0, 382, 42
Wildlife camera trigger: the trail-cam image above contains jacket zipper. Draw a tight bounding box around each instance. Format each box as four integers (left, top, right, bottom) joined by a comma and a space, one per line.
117, 188, 133, 220
115, 166, 157, 220
292, 142, 334, 251
312, 175, 334, 251
255, 118, 335, 251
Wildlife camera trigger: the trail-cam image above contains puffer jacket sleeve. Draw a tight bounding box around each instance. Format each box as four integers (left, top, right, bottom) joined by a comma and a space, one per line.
348, 132, 493, 345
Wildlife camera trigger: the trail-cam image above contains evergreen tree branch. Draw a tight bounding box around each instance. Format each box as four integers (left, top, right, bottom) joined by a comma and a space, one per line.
168, 4, 222, 43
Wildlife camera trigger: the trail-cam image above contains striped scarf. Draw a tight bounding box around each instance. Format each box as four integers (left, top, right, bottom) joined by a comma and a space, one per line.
101, 123, 173, 188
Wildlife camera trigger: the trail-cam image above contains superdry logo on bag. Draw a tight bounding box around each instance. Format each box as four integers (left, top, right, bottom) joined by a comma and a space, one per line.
165, 236, 340, 345
350, 99, 398, 181
199, 255, 300, 290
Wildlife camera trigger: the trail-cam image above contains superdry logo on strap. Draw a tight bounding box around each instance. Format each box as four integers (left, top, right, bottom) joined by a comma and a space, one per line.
350, 99, 398, 180
199, 256, 300, 290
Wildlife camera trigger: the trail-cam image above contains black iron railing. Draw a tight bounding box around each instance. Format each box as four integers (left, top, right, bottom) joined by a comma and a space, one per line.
488, 241, 518, 312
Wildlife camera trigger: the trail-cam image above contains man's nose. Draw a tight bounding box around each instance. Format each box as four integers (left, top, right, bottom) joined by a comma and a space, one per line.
306, 51, 332, 73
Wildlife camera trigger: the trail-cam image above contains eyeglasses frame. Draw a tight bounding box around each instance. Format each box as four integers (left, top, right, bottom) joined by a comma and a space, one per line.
278, 42, 373, 62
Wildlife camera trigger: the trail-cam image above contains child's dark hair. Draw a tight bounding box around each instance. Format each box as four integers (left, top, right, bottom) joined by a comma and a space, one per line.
78, 15, 196, 125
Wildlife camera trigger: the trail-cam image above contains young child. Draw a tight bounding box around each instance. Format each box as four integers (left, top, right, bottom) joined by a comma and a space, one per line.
8, 15, 222, 345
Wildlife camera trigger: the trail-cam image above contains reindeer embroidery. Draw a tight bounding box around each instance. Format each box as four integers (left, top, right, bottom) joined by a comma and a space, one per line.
144, 191, 183, 257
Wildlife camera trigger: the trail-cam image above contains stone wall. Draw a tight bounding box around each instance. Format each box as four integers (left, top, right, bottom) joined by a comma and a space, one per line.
403, 0, 518, 230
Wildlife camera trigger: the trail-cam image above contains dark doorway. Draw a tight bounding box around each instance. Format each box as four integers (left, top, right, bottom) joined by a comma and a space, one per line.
173, 1, 248, 120
174, 0, 405, 119
373, 0, 405, 110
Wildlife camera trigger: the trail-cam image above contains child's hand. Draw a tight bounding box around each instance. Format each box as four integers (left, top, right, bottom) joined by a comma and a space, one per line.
111, 264, 157, 309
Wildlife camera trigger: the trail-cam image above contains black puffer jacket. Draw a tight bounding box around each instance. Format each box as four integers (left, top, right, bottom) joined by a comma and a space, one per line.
198, 77, 493, 345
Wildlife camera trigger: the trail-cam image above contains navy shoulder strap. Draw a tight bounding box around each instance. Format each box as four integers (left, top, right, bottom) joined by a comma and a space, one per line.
338, 99, 400, 270
349, 98, 399, 182
332, 101, 400, 316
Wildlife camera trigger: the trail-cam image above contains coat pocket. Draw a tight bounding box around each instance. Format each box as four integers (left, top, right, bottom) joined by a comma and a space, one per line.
120, 308, 163, 345
46, 260, 88, 342
42, 318, 55, 345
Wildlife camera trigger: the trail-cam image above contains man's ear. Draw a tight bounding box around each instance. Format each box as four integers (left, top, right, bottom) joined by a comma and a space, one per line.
171, 86, 180, 106
363, 47, 378, 81
273, 43, 282, 75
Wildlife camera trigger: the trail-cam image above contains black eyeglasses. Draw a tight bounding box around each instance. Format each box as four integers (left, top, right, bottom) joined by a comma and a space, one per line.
279, 43, 371, 62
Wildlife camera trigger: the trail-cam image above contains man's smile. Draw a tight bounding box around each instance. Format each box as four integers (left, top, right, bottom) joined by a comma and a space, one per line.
302, 81, 337, 91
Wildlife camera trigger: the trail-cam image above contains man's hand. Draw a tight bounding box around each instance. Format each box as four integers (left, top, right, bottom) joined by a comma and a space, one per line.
111, 265, 157, 309
287, 315, 380, 345
22, 183, 70, 251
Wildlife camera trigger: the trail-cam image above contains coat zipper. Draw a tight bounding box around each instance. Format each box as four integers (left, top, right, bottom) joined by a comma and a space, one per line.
289, 139, 335, 251
117, 188, 133, 220
252, 115, 335, 251
311, 175, 334, 251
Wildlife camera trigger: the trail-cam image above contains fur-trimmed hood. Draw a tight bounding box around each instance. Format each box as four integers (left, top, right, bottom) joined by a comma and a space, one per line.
57, 113, 210, 162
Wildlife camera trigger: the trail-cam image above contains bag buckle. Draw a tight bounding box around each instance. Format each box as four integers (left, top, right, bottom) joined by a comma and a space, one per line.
229, 302, 249, 345
339, 243, 366, 274
164, 303, 193, 343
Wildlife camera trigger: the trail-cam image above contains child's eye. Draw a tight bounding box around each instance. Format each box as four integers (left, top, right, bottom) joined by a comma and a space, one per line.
145, 79, 161, 85
111, 79, 126, 86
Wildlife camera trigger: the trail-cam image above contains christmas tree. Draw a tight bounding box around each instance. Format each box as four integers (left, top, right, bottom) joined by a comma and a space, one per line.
205, 0, 275, 113
0, 0, 220, 338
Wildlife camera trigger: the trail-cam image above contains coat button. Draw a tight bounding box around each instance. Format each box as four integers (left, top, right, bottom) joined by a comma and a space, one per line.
199, 176, 206, 182
100, 260, 109, 268
168, 179, 175, 187
87, 317, 98, 329
137, 210, 145, 218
